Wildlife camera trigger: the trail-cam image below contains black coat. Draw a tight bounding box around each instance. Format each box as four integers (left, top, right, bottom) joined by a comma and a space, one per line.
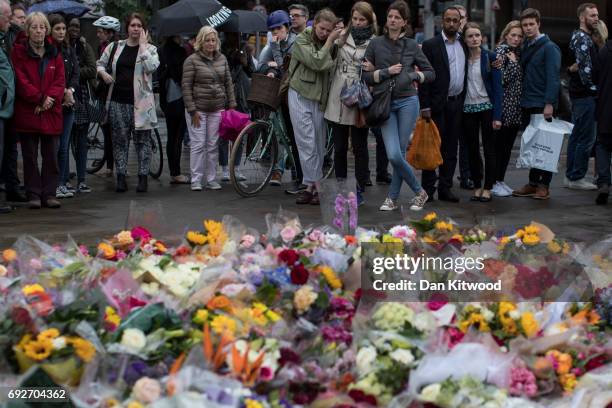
418, 33, 468, 112
594, 40, 612, 148
158, 40, 187, 116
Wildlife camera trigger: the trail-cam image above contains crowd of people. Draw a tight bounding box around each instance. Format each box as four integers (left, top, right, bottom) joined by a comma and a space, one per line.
0, 0, 610, 214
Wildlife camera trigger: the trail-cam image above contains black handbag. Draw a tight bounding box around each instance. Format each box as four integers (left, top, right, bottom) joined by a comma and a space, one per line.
364, 38, 406, 128
94, 42, 118, 101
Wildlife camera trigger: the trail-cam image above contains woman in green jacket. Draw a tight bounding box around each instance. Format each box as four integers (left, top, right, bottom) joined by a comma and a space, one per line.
288, 8, 341, 205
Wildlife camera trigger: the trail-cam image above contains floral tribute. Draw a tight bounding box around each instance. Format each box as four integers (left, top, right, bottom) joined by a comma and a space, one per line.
0, 211, 609, 408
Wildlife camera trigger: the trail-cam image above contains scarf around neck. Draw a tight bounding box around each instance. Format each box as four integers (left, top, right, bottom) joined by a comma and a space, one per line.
351, 25, 373, 46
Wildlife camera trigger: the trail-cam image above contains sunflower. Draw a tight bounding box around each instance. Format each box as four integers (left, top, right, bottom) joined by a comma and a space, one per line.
522, 234, 540, 246
23, 338, 53, 361
186, 231, 207, 246
424, 212, 438, 222
70, 337, 96, 363
38, 328, 61, 341
319, 266, 342, 290
17, 334, 32, 351
210, 315, 237, 338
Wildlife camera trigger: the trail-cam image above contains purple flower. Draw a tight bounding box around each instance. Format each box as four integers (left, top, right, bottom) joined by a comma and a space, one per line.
321, 325, 352, 344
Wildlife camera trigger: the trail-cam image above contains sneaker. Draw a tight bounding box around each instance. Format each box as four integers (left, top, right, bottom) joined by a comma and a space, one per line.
77, 183, 92, 193
379, 197, 398, 211
56, 185, 74, 199
269, 171, 282, 186
221, 170, 230, 182
235, 171, 247, 181
409, 190, 428, 211
567, 178, 598, 190
285, 183, 308, 195
65, 182, 76, 194
563, 177, 570, 188
499, 182, 514, 195
512, 184, 537, 197
492, 182, 512, 197
191, 184, 202, 191
206, 181, 222, 190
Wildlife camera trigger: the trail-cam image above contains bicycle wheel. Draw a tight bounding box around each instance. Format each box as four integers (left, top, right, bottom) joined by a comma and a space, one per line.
230, 121, 277, 197
148, 128, 163, 179
322, 126, 335, 179
86, 123, 106, 174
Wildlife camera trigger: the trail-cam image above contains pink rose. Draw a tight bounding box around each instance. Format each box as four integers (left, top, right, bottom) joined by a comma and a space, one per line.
240, 234, 256, 248
308, 229, 323, 242
29, 259, 42, 270
131, 226, 152, 241
132, 377, 161, 403
280, 226, 297, 243
259, 366, 274, 381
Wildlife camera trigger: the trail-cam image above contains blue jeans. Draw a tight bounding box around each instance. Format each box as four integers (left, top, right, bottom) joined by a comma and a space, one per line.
595, 141, 611, 187
566, 96, 596, 181
58, 110, 75, 185
380, 96, 422, 199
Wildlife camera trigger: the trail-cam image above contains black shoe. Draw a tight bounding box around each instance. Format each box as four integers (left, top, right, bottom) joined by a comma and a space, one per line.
116, 174, 127, 192
438, 190, 460, 203
285, 183, 308, 195
376, 174, 392, 185
365, 177, 373, 187
426, 190, 435, 202
136, 175, 148, 193
596, 192, 609, 205
6, 190, 28, 202
0, 203, 12, 213
460, 179, 475, 189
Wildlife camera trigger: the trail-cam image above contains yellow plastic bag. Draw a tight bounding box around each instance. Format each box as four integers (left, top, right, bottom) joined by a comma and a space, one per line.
407, 118, 443, 170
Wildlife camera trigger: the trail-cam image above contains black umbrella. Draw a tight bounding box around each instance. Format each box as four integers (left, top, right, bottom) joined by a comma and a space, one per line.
231, 10, 268, 33
150, 0, 234, 37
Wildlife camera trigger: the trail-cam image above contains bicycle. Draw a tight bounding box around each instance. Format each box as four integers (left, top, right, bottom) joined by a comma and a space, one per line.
71, 123, 164, 179
229, 104, 335, 197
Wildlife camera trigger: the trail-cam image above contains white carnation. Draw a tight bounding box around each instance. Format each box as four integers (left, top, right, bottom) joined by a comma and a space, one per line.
52, 336, 67, 350
120, 328, 147, 352
356, 346, 377, 375
420, 383, 441, 402
389, 349, 415, 366
509, 310, 521, 320
482, 308, 495, 322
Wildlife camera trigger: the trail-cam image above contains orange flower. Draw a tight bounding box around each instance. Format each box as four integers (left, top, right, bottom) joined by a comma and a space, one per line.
344, 235, 357, 245
206, 295, 233, 312
97, 242, 116, 260
2, 249, 17, 262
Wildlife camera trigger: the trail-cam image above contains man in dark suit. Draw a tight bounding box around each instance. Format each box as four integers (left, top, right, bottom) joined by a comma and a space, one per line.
419, 6, 467, 203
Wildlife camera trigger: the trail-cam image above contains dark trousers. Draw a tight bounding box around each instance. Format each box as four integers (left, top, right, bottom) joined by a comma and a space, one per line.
1, 118, 21, 193
595, 139, 611, 187
0, 119, 4, 194
281, 101, 302, 183
495, 125, 520, 182
464, 109, 496, 190
102, 122, 113, 170
165, 114, 186, 177
218, 138, 242, 167
371, 127, 390, 177
330, 122, 369, 189
73, 123, 89, 183
458, 130, 471, 181
20, 133, 59, 201
422, 97, 463, 194
522, 107, 553, 187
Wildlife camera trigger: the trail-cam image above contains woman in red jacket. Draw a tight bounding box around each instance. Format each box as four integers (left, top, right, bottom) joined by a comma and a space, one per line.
11, 12, 65, 209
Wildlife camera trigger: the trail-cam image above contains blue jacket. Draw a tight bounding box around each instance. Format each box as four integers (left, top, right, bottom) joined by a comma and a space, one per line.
475, 48, 503, 121
520, 34, 561, 108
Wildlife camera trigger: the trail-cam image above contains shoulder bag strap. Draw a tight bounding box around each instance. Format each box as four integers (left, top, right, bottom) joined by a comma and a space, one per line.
106, 41, 118, 76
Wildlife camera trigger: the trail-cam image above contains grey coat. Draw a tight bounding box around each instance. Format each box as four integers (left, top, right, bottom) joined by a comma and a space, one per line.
257, 32, 296, 78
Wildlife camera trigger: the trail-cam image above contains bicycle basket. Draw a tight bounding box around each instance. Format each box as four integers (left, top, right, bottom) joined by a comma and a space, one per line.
248, 74, 282, 111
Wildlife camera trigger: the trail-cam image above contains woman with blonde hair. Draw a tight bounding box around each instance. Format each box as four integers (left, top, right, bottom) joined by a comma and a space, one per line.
288, 8, 342, 205
325, 1, 377, 206
593, 20, 608, 48
492, 20, 524, 197
182, 25, 236, 191
97, 13, 159, 193
11, 12, 66, 209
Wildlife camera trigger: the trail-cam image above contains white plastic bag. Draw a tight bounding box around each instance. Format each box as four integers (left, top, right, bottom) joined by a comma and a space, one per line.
516, 114, 574, 173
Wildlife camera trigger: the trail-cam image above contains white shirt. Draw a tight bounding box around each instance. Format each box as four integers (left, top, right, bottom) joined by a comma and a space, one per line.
443, 31, 465, 97
465, 58, 490, 105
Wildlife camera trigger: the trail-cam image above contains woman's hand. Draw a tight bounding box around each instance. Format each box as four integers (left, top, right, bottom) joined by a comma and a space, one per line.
388, 63, 403, 75
362, 59, 375, 72
191, 112, 201, 128
99, 71, 114, 85
42, 96, 54, 111
139, 30, 149, 47
507, 51, 517, 63
492, 121, 502, 130
63, 89, 75, 107
267, 61, 278, 68
568, 63, 578, 73
266, 72, 275, 78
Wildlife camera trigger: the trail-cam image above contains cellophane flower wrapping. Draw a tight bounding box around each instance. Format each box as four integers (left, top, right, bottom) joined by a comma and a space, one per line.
318, 177, 358, 235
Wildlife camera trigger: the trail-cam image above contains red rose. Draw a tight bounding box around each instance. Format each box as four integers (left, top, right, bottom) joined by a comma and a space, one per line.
131, 226, 152, 241
279, 249, 299, 266
279, 347, 301, 366
349, 389, 377, 406
585, 354, 608, 372
290, 264, 309, 285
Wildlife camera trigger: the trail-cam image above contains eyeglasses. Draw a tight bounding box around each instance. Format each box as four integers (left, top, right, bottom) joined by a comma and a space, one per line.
290, 14, 305, 19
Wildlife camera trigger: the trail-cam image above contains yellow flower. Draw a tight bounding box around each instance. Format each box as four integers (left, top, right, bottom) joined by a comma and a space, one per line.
127, 402, 144, 408
193, 309, 209, 325
23, 338, 53, 361
559, 373, 577, 392
38, 328, 60, 341
547, 351, 573, 375
97, 242, 116, 259
2, 248, 17, 262
424, 212, 437, 222
104, 307, 121, 328
382, 234, 402, 243
116, 230, 134, 246
266, 309, 281, 322
459, 313, 489, 333
22, 284, 45, 296
319, 266, 342, 290
186, 231, 207, 246
423, 236, 438, 244
498, 302, 518, 335
70, 337, 96, 362
547, 241, 562, 253
522, 234, 540, 246
524, 225, 540, 235
294, 285, 318, 314
435, 221, 453, 231
520, 312, 539, 338
451, 234, 464, 243
210, 315, 237, 338
515, 229, 525, 239
562, 242, 570, 255
17, 334, 32, 351
204, 220, 228, 256
244, 399, 264, 408
103, 398, 120, 408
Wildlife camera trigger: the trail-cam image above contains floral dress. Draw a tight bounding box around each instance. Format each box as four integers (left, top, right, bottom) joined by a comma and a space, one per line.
496, 43, 522, 128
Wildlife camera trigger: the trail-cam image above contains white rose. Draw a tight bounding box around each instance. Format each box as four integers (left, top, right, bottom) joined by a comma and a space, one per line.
482, 308, 495, 322
0, 265, 7, 277
420, 383, 441, 402
509, 310, 521, 320
356, 346, 377, 375
52, 336, 67, 350
132, 377, 161, 403
412, 312, 437, 333
120, 328, 147, 352
389, 349, 414, 366
141, 282, 160, 296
